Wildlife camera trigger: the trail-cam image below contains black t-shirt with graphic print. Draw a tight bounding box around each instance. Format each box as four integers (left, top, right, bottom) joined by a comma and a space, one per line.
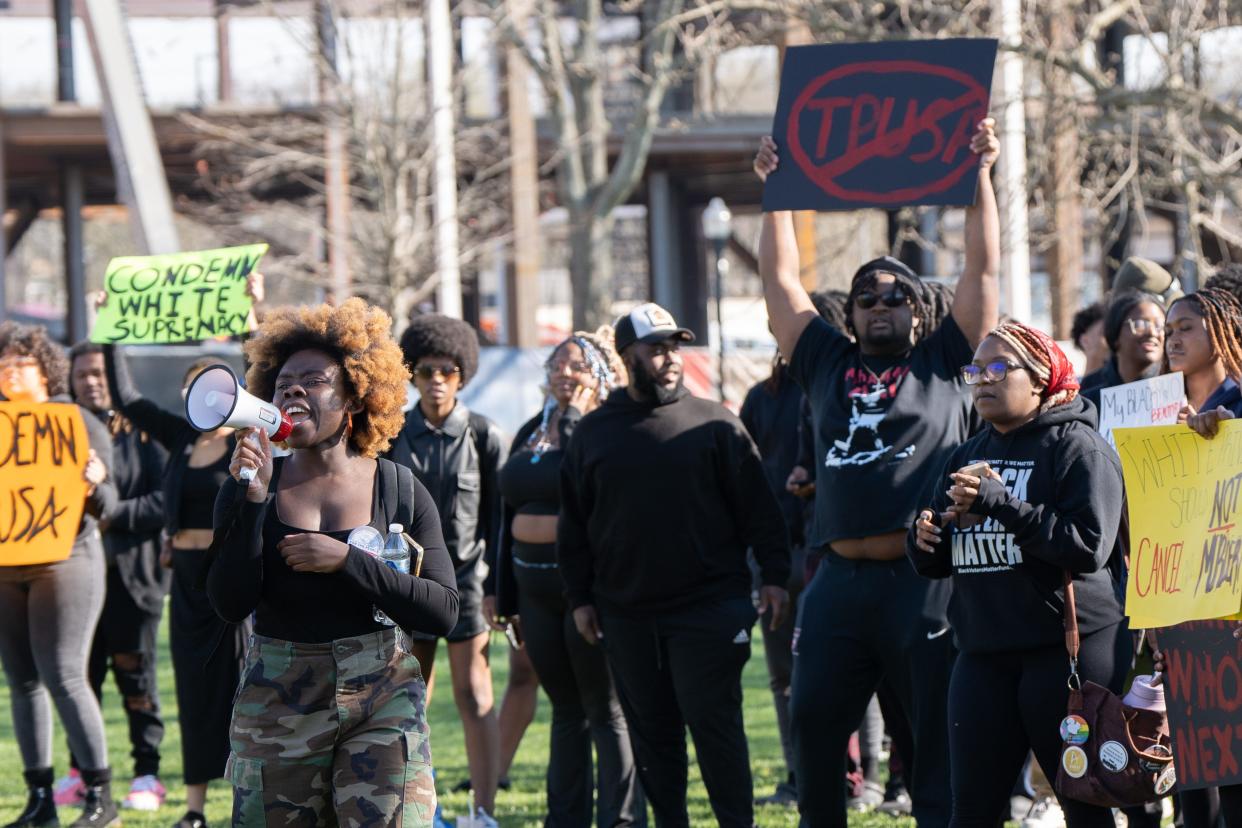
788, 314, 976, 547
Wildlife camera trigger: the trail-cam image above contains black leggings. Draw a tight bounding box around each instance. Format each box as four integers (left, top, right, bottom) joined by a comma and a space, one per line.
948, 621, 1132, 827
513, 541, 644, 827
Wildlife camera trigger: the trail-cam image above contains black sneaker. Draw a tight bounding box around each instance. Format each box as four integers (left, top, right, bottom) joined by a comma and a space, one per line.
68, 785, 118, 828
450, 778, 511, 793
172, 812, 207, 828
4, 786, 59, 827
755, 781, 798, 807
877, 786, 913, 817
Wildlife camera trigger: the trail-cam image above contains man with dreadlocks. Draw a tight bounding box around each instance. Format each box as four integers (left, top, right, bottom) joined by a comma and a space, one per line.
753, 118, 1000, 828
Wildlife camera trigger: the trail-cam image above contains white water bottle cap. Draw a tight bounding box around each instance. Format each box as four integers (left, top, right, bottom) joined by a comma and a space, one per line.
389, 523, 403, 533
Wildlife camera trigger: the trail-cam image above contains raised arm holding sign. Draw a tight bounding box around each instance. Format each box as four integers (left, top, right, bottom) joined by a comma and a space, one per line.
761, 39, 998, 213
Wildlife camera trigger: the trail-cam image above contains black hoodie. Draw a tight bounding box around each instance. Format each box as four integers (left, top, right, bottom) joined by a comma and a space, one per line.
906, 396, 1125, 654
558, 386, 790, 616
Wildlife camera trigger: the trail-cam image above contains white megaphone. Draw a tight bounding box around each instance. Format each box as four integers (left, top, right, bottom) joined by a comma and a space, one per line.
185, 364, 293, 481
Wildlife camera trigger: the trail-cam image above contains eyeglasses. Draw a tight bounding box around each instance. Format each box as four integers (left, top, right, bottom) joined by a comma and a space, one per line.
961, 360, 1027, 385
855, 287, 908, 310
414, 365, 462, 380
1126, 319, 1162, 336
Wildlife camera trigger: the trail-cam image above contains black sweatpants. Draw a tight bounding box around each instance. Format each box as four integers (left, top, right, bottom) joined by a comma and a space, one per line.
513, 541, 645, 827
789, 553, 954, 828
948, 621, 1131, 827
71, 565, 165, 777
599, 596, 757, 828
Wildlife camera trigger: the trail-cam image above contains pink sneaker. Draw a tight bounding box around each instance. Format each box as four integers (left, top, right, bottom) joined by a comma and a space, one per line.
123, 774, 167, 811
53, 768, 86, 806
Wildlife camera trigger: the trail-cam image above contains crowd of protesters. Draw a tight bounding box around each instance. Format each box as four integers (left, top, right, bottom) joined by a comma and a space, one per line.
2, 113, 1242, 828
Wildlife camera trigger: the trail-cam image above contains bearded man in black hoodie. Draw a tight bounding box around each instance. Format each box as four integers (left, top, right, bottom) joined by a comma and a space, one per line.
558, 302, 791, 828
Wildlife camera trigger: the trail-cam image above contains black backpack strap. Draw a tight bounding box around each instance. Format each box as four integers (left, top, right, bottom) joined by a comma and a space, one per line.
378, 457, 416, 531
467, 410, 491, 465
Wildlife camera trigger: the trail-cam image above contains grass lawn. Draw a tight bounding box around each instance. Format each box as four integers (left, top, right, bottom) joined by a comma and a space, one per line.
0, 610, 913, 827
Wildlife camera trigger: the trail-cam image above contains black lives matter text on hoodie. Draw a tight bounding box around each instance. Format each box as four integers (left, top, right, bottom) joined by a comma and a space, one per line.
907, 395, 1125, 654
557, 386, 791, 616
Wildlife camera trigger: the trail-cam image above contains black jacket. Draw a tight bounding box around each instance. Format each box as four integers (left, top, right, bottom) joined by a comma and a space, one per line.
907, 396, 1125, 654
104, 344, 234, 539
558, 386, 791, 615
49, 395, 118, 549
385, 403, 507, 582
99, 421, 170, 614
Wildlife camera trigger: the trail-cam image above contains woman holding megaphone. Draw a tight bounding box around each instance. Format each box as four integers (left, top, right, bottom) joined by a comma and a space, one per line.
206, 299, 458, 827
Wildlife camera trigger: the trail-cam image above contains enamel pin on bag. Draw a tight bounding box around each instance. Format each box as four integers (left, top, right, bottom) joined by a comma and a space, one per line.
1053, 574, 1175, 806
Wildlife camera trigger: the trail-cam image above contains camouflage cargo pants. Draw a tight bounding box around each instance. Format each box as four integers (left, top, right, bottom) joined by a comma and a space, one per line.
226, 629, 436, 827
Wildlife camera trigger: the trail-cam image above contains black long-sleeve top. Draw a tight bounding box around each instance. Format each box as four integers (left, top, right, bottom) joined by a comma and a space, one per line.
558, 387, 790, 615
99, 423, 170, 614
207, 458, 459, 642
103, 344, 230, 537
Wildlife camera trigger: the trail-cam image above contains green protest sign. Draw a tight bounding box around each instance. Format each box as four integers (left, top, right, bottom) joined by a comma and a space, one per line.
90, 244, 268, 344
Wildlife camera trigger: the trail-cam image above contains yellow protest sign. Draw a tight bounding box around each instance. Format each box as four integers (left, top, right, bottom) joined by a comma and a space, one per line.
1117, 420, 1242, 628
90, 243, 267, 345
0, 402, 90, 566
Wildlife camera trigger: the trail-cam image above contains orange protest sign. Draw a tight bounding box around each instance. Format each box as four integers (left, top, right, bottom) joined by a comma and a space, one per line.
0, 402, 89, 566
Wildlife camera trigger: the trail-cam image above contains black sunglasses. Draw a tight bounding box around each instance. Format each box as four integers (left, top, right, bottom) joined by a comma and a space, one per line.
961, 360, 1026, 385
414, 365, 462, 380
855, 287, 908, 310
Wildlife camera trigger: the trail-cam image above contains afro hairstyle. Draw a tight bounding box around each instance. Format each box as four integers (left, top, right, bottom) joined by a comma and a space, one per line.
243, 298, 410, 458
399, 314, 480, 386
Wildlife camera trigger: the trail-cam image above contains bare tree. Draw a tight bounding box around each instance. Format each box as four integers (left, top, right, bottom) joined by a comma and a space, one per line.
777, 0, 1242, 333
495, 0, 771, 329
182, 0, 512, 318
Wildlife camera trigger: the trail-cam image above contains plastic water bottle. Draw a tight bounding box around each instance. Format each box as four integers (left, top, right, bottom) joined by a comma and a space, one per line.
374, 524, 409, 626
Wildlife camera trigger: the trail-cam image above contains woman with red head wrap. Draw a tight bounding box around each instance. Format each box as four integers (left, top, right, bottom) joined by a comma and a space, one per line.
907, 321, 1130, 827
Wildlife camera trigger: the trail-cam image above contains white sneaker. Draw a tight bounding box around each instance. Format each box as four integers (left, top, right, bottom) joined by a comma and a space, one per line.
456, 807, 500, 828
122, 774, 166, 811
1021, 796, 1067, 828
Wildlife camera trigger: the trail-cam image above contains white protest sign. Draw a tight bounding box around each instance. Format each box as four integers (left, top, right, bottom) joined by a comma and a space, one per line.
1098, 371, 1186, 448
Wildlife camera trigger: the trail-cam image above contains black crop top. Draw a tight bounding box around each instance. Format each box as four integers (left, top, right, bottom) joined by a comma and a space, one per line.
180, 450, 232, 531
207, 458, 459, 643
498, 446, 562, 516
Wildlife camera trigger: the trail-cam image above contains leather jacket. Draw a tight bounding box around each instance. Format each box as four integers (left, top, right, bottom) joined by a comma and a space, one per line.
386, 403, 507, 581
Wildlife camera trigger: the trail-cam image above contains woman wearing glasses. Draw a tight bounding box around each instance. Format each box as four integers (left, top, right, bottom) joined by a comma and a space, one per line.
486, 329, 645, 827
908, 321, 1129, 828
385, 314, 507, 828
1079, 290, 1166, 411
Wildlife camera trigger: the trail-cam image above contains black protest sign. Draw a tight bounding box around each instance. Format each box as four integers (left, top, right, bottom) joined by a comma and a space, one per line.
1159, 620, 1242, 791
762, 39, 998, 212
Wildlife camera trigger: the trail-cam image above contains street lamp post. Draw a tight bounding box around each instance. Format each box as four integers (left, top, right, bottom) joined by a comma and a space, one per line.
702, 197, 732, 403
